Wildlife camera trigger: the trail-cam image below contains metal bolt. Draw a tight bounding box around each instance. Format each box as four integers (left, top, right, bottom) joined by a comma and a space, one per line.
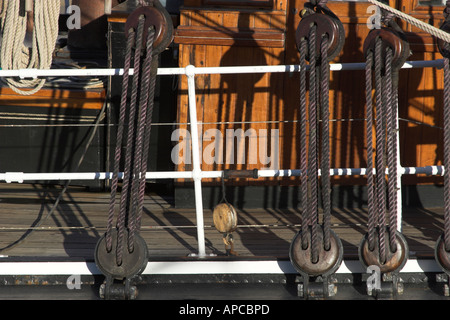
128, 286, 138, 300
328, 284, 337, 297
297, 283, 304, 297
300, 8, 308, 18
99, 283, 106, 299
397, 282, 404, 295
382, 273, 393, 282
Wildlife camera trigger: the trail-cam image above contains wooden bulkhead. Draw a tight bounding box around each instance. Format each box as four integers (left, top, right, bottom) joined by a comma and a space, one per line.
173, 0, 449, 209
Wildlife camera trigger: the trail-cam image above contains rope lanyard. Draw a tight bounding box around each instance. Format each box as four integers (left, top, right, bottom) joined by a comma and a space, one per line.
290, 5, 346, 292
106, 16, 157, 266
299, 25, 333, 263
365, 35, 401, 262
442, 1, 450, 252
444, 48, 450, 251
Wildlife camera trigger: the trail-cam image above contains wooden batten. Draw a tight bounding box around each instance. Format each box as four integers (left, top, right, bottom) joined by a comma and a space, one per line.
0, 86, 106, 110
175, 8, 286, 48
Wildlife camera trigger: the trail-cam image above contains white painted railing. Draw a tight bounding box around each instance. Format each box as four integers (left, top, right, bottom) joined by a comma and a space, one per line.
0, 59, 445, 259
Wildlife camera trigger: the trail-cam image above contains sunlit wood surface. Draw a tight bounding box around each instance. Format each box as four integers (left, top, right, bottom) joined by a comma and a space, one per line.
0, 183, 442, 261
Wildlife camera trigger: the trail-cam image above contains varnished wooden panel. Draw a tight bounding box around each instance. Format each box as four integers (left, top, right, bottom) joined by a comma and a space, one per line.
0, 87, 105, 110
174, 0, 448, 188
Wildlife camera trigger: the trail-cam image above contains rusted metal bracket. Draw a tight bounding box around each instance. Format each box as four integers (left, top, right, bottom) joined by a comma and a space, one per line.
366, 271, 404, 299
94, 229, 148, 299
359, 230, 409, 299
435, 234, 450, 296
297, 275, 337, 299
100, 276, 138, 300
290, 225, 343, 299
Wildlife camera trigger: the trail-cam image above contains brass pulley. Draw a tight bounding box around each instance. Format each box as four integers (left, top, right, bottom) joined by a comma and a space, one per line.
213, 203, 238, 234
213, 203, 238, 256
211, 170, 256, 256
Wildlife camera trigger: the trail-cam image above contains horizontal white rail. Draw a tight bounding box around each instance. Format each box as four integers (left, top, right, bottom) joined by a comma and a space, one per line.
0, 166, 444, 183
0, 59, 445, 264
0, 259, 441, 275
0, 59, 443, 79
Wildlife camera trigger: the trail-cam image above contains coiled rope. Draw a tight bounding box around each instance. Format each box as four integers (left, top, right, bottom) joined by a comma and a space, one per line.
0, 0, 59, 95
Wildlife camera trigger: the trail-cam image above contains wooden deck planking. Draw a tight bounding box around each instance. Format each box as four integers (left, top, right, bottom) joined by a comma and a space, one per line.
0, 183, 444, 260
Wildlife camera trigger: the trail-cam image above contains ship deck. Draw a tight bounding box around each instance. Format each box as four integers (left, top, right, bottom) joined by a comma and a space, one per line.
0, 183, 443, 262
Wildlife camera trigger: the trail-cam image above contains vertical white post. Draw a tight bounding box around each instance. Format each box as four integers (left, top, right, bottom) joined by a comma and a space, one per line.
105, 0, 112, 15
185, 65, 207, 257
396, 107, 402, 232
25, 0, 33, 12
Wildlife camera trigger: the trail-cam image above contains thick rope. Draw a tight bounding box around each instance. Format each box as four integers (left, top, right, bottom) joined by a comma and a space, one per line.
365, 50, 377, 251
307, 24, 320, 264
298, 17, 336, 258
320, 35, 331, 251
105, 13, 159, 267
115, 16, 146, 266
368, 0, 450, 43
0, 0, 59, 95
137, 48, 158, 231
385, 47, 398, 252
366, 35, 401, 261
128, 28, 156, 251
300, 39, 309, 250
374, 37, 387, 264
444, 44, 450, 251
106, 30, 136, 252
